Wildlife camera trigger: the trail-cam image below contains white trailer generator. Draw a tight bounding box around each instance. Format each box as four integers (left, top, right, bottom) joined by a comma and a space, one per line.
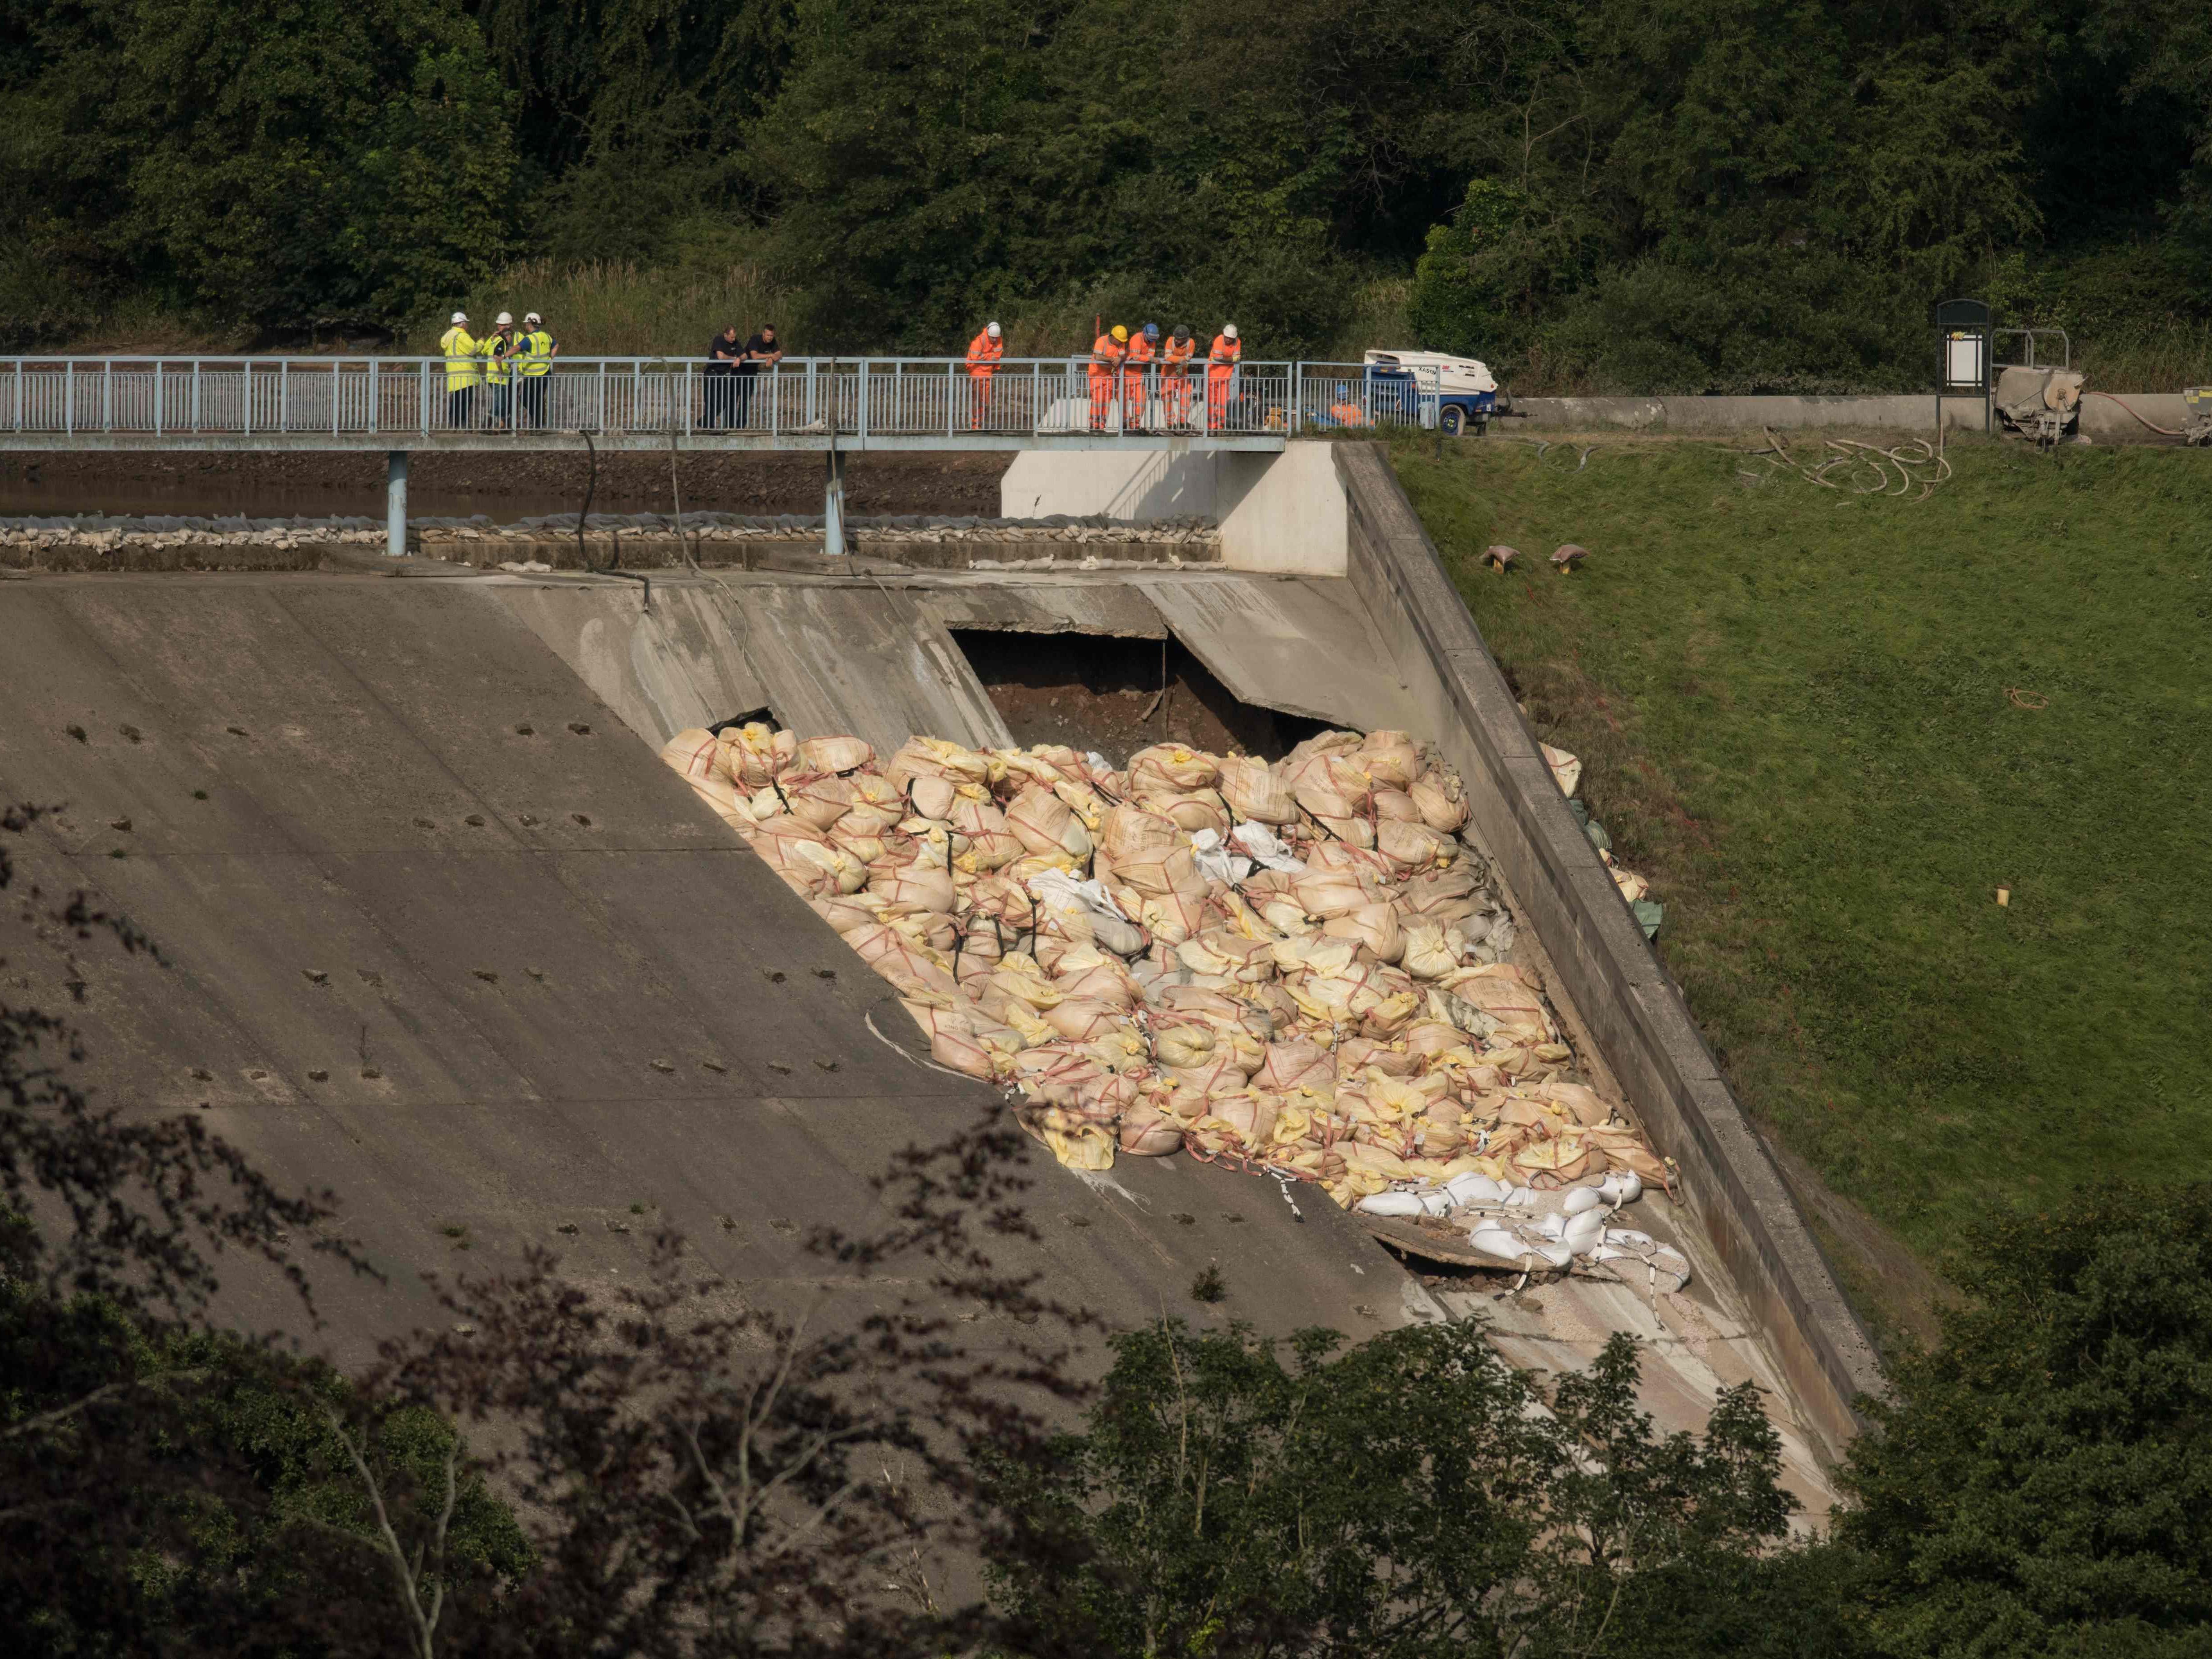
1364, 350, 1500, 435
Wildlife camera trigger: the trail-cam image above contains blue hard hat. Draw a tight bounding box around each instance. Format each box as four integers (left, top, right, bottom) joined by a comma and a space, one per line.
1143, 323, 1159, 340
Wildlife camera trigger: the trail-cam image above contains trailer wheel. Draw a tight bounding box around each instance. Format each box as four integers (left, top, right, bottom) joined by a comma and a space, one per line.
1440, 406, 1466, 437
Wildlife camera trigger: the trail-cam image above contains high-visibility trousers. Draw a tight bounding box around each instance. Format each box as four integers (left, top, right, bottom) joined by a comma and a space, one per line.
1087, 366, 1116, 429
1122, 367, 1148, 426
968, 365, 995, 429
1163, 369, 1192, 426
1207, 365, 1235, 427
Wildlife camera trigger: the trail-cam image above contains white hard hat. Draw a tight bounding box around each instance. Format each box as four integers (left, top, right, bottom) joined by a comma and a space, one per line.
986, 321, 1001, 337
450, 311, 467, 324
1224, 323, 1239, 340
524, 312, 541, 326
495, 311, 514, 327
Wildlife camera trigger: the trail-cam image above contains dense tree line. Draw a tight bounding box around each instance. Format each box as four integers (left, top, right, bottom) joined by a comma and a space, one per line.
4, 0, 2211, 381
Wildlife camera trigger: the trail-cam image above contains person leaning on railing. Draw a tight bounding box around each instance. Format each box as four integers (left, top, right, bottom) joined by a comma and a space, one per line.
439, 312, 480, 429
478, 312, 517, 430
1088, 324, 1127, 432
1206, 323, 1241, 429
965, 321, 1003, 429
1123, 323, 1158, 433
735, 325, 781, 430
1161, 325, 1196, 428
513, 312, 557, 429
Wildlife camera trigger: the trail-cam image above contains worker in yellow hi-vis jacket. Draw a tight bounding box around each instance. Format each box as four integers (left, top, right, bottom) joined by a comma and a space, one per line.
515, 312, 557, 428
478, 311, 516, 430
439, 311, 480, 429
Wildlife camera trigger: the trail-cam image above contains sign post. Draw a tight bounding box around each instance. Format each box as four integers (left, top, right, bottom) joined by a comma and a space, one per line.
1934, 298, 1992, 436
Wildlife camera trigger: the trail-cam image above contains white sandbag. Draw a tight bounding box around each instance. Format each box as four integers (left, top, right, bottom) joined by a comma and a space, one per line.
1357, 730, 1420, 790
1229, 821, 1305, 872
1357, 1191, 1427, 1218
661, 727, 719, 784
1410, 771, 1470, 832
1399, 921, 1460, 980
689, 774, 758, 832
718, 724, 799, 790
1371, 787, 1422, 823
1377, 818, 1457, 873
1287, 752, 1373, 820
798, 735, 874, 775
1315, 814, 1376, 849
1100, 803, 1182, 862
1219, 755, 1298, 825
1144, 789, 1230, 838
1006, 783, 1094, 859
1444, 1171, 1505, 1206
1127, 743, 1220, 795
786, 773, 859, 832
1322, 902, 1405, 964
907, 775, 958, 820
1541, 743, 1582, 798
888, 735, 993, 790
1188, 828, 1254, 887
1598, 1170, 1643, 1206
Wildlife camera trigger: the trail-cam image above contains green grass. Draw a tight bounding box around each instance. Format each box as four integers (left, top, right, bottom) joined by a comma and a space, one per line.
1392, 432, 2212, 1306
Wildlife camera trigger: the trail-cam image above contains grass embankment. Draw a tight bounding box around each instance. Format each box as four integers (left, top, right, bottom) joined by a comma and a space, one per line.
1392, 433, 2210, 1337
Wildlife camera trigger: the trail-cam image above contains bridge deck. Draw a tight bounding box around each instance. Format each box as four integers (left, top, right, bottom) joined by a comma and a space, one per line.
0, 354, 1435, 453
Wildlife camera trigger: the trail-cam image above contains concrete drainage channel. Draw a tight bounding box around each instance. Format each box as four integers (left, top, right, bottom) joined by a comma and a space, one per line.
0, 441, 1872, 1513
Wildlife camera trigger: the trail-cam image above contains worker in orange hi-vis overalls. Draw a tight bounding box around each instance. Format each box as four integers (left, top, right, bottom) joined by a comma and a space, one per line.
1161, 325, 1196, 428
965, 321, 1003, 429
1206, 323, 1241, 429
1089, 324, 1128, 431
1122, 323, 1158, 432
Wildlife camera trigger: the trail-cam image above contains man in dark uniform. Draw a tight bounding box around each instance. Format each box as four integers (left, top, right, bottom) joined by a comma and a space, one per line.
734, 324, 784, 430
704, 324, 742, 428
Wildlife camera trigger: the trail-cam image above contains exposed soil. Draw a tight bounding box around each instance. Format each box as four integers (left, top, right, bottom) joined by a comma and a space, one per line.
0, 449, 1013, 522
952, 632, 1326, 765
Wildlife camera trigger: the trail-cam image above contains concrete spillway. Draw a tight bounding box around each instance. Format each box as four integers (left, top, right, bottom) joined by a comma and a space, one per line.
0, 571, 1415, 1355
0, 442, 1872, 1515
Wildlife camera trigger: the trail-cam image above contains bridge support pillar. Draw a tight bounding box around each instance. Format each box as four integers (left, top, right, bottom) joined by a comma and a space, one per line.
385, 450, 408, 558
823, 449, 847, 556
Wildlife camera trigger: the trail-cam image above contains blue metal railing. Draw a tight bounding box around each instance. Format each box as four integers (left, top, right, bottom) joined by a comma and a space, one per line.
0, 355, 1440, 440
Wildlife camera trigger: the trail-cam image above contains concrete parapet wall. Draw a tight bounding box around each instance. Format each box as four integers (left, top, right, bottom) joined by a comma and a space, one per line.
1514, 390, 2190, 438
1001, 446, 1349, 575
1330, 442, 1883, 1458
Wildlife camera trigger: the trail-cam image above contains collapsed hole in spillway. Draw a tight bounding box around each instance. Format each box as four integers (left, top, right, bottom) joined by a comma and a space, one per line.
951, 629, 1327, 764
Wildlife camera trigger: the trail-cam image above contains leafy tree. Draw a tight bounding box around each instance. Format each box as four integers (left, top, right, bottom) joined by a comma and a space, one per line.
1, 0, 517, 333
1839, 1183, 2212, 1658
471, 0, 794, 262
1, 1285, 528, 1658
982, 1317, 1803, 1658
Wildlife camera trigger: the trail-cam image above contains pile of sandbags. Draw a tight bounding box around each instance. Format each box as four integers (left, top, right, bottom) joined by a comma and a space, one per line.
1540, 740, 1655, 917
660, 722, 1674, 1227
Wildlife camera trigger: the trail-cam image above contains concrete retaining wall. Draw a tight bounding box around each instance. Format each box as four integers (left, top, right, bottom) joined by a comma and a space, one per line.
1515, 390, 2189, 438
999, 446, 1348, 575
1331, 443, 1882, 1457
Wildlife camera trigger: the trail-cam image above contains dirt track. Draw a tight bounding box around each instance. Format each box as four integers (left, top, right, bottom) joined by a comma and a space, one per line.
0, 450, 1014, 520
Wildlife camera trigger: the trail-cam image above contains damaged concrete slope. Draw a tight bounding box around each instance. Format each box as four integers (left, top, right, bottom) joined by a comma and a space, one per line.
0, 576, 1408, 1365
0, 438, 1872, 1514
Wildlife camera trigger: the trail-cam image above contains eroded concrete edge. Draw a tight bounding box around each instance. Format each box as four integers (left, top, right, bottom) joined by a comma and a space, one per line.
1331, 441, 1883, 1459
